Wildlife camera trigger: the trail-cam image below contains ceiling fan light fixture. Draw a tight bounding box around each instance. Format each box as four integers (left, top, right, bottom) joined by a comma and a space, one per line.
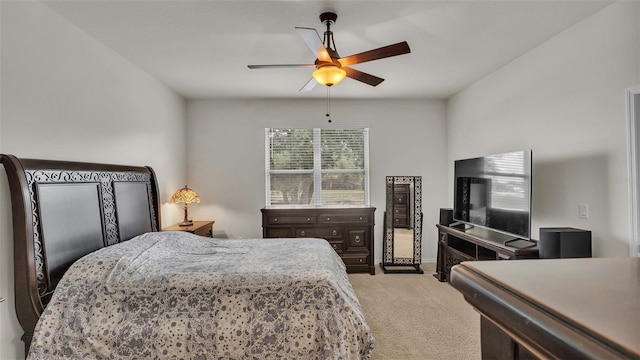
312, 65, 346, 87
248, 12, 410, 91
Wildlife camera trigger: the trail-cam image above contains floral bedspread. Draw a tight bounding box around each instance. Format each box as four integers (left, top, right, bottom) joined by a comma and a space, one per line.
28, 231, 374, 359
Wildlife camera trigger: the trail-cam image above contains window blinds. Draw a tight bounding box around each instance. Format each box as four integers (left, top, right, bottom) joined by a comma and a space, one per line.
265, 127, 370, 206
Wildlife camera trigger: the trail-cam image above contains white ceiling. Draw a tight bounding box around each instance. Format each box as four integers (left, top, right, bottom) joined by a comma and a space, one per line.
43, 0, 612, 100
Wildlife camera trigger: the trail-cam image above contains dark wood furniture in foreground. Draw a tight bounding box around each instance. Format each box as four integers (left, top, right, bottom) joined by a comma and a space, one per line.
261, 207, 376, 274
0, 154, 161, 355
163, 220, 214, 237
450, 258, 640, 359
435, 224, 538, 282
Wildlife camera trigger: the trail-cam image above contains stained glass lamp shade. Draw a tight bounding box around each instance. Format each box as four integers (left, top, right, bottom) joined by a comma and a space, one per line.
171, 185, 201, 226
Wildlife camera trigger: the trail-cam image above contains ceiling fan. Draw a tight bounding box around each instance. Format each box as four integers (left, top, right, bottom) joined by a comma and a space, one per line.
247, 12, 411, 92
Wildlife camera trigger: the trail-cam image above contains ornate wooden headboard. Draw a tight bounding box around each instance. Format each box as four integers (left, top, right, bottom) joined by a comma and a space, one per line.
0, 154, 161, 353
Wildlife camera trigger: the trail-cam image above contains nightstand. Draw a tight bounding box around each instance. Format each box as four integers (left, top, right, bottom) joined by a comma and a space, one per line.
163, 220, 214, 237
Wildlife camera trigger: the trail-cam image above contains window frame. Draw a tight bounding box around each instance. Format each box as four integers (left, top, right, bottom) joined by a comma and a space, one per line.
265, 126, 370, 207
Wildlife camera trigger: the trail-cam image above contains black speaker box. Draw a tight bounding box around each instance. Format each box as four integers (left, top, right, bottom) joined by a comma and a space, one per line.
439, 208, 454, 226
539, 227, 592, 259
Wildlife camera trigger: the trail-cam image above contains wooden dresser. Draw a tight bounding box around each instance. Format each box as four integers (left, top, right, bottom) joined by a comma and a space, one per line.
261, 207, 376, 274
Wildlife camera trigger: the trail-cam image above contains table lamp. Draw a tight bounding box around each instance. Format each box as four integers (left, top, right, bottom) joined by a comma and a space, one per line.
171, 185, 201, 226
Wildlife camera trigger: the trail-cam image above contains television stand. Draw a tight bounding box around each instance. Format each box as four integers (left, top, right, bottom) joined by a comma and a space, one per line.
434, 224, 539, 282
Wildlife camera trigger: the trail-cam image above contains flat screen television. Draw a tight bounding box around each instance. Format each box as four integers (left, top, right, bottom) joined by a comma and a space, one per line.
453, 149, 532, 241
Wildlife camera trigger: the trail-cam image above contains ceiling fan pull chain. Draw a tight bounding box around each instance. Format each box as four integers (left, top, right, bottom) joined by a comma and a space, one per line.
326, 87, 332, 123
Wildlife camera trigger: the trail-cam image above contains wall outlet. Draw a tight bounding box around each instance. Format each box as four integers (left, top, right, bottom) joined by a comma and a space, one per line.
579, 203, 589, 219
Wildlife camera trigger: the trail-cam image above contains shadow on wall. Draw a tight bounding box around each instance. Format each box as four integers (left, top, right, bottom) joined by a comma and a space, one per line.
212, 230, 229, 239
532, 153, 617, 256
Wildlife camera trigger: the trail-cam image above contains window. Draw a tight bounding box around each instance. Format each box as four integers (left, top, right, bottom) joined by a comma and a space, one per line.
265, 127, 370, 206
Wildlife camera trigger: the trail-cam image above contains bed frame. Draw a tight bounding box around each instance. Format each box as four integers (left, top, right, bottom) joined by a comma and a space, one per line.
0, 154, 161, 354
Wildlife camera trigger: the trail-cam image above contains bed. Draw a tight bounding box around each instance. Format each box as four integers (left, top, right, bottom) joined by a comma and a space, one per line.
0, 154, 374, 359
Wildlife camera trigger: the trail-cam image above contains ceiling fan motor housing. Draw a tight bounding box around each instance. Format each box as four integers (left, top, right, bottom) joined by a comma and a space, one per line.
320, 12, 337, 25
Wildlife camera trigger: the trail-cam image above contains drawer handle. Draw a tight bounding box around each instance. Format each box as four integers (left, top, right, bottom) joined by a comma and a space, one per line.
307, 218, 311, 221
359, 258, 363, 263
332, 244, 337, 249
326, 217, 330, 221
300, 230, 306, 236
359, 216, 363, 220
274, 218, 278, 222
332, 230, 338, 236
395, 219, 399, 223
355, 235, 361, 242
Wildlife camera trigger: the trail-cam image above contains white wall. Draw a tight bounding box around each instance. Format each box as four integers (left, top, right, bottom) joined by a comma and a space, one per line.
447, 1, 640, 257
0, 2, 187, 358
0, 1, 636, 358
186, 98, 448, 264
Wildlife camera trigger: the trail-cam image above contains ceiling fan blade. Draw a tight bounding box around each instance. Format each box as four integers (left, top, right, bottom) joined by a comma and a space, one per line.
344, 67, 385, 87
248, 64, 316, 69
338, 41, 410, 67
299, 78, 318, 92
295, 27, 332, 63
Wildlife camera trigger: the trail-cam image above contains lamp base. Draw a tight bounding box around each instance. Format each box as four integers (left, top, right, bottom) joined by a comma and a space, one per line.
178, 220, 193, 226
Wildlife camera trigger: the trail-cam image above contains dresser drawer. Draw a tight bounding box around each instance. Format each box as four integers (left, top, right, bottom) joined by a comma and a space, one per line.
295, 227, 342, 238
394, 216, 408, 228
319, 213, 370, 224
267, 214, 316, 225
342, 254, 369, 266
315, 227, 342, 239
327, 240, 344, 254
295, 228, 315, 237
348, 229, 367, 248
267, 228, 293, 238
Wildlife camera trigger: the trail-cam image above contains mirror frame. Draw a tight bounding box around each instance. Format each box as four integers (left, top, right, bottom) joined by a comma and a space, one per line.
382, 176, 423, 274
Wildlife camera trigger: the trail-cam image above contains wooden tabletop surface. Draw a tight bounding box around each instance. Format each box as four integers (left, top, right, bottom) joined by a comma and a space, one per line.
453, 257, 639, 357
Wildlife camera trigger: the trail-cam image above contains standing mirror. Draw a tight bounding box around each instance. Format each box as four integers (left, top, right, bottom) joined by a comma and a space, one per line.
382, 176, 423, 273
